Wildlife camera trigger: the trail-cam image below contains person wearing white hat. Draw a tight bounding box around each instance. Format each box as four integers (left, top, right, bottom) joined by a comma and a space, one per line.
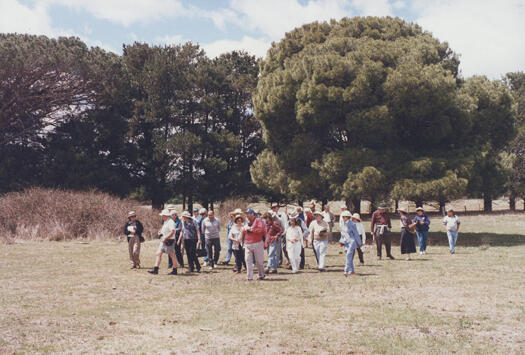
168, 208, 184, 269
413, 207, 430, 255
270, 203, 288, 266
351, 213, 365, 265
196, 208, 209, 265
339, 205, 348, 232
289, 211, 309, 269
339, 210, 363, 276
178, 211, 202, 272
149, 209, 178, 275
123, 211, 144, 269
228, 213, 247, 273
308, 211, 329, 271
222, 208, 244, 266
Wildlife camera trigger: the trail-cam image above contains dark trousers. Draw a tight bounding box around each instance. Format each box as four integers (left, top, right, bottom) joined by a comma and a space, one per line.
300, 247, 305, 269
353, 247, 364, 263
205, 238, 221, 267
184, 239, 200, 271
375, 231, 392, 257
233, 248, 246, 271
169, 241, 184, 268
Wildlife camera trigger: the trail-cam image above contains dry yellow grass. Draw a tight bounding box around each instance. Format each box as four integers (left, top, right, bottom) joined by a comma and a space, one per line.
1, 215, 524, 354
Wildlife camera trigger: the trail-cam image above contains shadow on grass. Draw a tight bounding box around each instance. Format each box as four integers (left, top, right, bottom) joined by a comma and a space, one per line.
261, 278, 288, 282
385, 232, 525, 247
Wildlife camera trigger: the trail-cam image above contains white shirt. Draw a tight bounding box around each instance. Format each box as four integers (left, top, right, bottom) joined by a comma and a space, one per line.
160, 218, 176, 240
322, 211, 334, 225
443, 215, 461, 231
286, 226, 304, 248
228, 224, 243, 250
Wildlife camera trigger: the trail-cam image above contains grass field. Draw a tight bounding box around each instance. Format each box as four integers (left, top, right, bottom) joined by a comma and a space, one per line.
1, 214, 524, 354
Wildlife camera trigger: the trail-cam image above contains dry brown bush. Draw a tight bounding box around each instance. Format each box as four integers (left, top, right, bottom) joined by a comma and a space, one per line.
217, 197, 250, 223
0, 188, 160, 242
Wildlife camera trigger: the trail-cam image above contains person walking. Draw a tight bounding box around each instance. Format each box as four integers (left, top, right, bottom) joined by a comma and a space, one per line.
270, 203, 288, 266
149, 209, 178, 275
351, 213, 365, 265
398, 208, 417, 260
443, 209, 461, 254
201, 210, 221, 270
339, 204, 348, 232
195, 208, 209, 265
241, 209, 266, 281
178, 211, 201, 273
168, 208, 184, 269
263, 212, 283, 274
304, 207, 315, 227
123, 211, 144, 269
371, 205, 395, 260
228, 213, 246, 273
308, 211, 329, 271
285, 217, 304, 273
413, 207, 430, 254
339, 211, 363, 276
222, 210, 239, 266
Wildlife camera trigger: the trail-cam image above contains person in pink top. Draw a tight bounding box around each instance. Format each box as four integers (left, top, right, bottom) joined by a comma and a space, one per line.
242, 209, 266, 281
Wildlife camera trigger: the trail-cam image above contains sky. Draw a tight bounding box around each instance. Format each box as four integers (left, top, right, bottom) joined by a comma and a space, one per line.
0, 0, 524, 78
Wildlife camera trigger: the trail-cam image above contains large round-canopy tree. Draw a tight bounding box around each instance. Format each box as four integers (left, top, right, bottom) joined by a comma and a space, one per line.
253, 16, 473, 209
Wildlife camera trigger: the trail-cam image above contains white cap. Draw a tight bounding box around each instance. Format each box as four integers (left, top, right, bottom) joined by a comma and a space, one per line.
128, 211, 136, 217
351, 213, 361, 221
341, 210, 352, 217
199, 208, 207, 214
159, 209, 171, 217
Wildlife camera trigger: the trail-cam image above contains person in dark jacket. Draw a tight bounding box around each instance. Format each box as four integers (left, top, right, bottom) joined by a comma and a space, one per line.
168, 208, 184, 269
413, 207, 430, 255
398, 208, 416, 260
123, 211, 144, 269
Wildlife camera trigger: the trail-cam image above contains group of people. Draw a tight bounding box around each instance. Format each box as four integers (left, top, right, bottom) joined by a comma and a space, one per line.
123, 201, 461, 280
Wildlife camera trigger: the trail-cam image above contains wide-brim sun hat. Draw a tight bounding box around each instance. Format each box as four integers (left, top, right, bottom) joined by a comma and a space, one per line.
170, 209, 178, 215
181, 211, 192, 218
447, 208, 454, 212
233, 213, 246, 222
128, 211, 136, 217
304, 207, 311, 213
313, 211, 323, 216
199, 208, 207, 214
340, 204, 348, 210
416, 207, 424, 212
378, 204, 389, 210
270, 202, 280, 208
397, 207, 408, 213
159, 209, 171, 217
341, 210, 352, 217
166, 204, 176, 210
288, 212, 299, 219
229, 208, 243, 216
351, 213, 361, 221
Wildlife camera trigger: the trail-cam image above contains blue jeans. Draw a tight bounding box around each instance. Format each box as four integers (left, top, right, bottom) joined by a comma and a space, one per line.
345, 247, 355, 274
267, 240, 280, 270
447, 231, 458, 253
416, 230, 429, 252
223, 237, 233, 262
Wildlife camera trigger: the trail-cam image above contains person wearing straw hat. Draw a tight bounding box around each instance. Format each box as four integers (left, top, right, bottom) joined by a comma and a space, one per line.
413, 207, 430, 255
443, 208, 461, 254
263, 211, 283, 274
351, 213, 365, 265
168, 208, 184, 269
371, 204, 394, 260
398, 207, 417, 260
123, 211, 144, 269
229, 213, 247, 273
178, 211, 202, 273
289, 211, 309, 269
242, 209, 266, 281
339, 210, 362, 276
308, 211, 329, 271
222, 209, 243, 266
149, 209, 178, 275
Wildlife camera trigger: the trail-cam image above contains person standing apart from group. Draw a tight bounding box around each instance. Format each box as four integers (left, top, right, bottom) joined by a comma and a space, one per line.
149, 209, 178, 275
123, 211, 144, 269
339, 210, 362, 276
351, 213, 365, 265
242, 209, 266, 281
228, 213, 246, 273
285, 216, 304, 274
263, 212, 283, 274
398, 207, 417, 260
308, 211, 329, 272
201, 210, 221, 270
413, 207, 430, 255
443, 209, 461, 254
178, 211, 201, 273
371, 205, 395, 260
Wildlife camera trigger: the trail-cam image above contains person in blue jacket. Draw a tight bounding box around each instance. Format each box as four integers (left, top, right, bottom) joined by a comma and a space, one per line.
413, 207, 430, 255
339, 210, 362, 276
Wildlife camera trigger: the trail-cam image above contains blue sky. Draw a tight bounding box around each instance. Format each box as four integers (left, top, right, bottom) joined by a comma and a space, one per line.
1, 0, 524, 78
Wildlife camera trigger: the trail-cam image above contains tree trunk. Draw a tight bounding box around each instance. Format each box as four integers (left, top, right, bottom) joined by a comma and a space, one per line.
483, 194, 492, 212
348, 197, 360, 214
439, 199, 446, 215
415, 200, 423, 208
188, 195, 194, 214
321, 198, 328, 210
509, 192, 516, 211
182, 194, 186, 211
369, 199, 376, 215
210, 201, 214, 211
151, 195, 163, 211
395, 199, 399, 211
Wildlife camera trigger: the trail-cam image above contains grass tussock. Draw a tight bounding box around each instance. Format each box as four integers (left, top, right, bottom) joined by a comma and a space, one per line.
0, 188, 159, 242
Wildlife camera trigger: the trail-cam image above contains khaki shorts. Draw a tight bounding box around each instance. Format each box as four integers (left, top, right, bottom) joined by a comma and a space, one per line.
157, 241, 175, 255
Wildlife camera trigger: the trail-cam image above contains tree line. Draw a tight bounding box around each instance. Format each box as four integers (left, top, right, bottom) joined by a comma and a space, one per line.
1, 17, 524, 212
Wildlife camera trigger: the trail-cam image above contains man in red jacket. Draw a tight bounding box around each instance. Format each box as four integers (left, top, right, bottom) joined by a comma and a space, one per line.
242, 209, 266, 281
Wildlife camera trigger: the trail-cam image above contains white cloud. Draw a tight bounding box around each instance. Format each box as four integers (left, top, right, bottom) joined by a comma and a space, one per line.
351, 0, 393, 16
46, 0, 190, 27
154, 34, 184, 46
0, 0, 60, 36
226, 0, 353, 40
415, 0, 525, 78
202, 36, 271, 58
